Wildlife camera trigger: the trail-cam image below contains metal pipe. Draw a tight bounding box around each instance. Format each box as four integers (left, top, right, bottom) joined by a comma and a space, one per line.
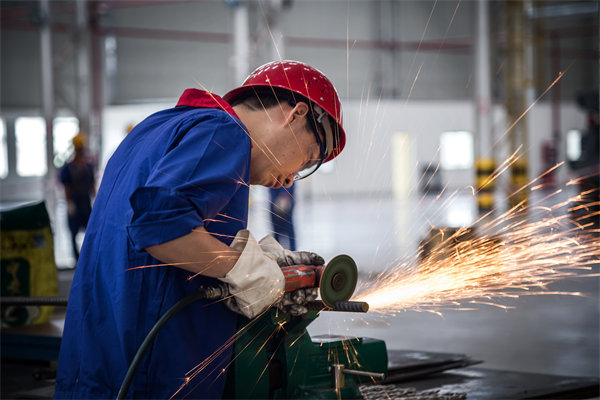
268, 0, 285, 61
342, 368, 385, 380
1, 296, 69, 306
39, 0, 56, 218
379, 0, 397, 97
307, 300, 369, 313
0, 286, 227, 308
329, 364, 385, 391
332, 364, 344, 390
475, 0, 492, 160
0, 290, 369, 313
232, 2, 249, 85
76, 0, 92, 137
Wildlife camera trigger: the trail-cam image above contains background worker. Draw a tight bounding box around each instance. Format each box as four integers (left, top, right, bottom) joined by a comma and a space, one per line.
54, 60, 345, 400
59, 133, 96, 262
269, 184, 297, 250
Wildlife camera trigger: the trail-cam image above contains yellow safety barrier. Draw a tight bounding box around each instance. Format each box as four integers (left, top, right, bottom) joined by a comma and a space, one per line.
1, 202, 59, 327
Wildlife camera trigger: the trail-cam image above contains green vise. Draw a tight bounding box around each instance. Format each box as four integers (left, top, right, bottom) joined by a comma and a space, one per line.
223, 309, 388, 399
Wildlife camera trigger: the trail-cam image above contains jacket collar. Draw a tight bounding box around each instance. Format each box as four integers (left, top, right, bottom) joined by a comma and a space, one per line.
176, 89, 239, 119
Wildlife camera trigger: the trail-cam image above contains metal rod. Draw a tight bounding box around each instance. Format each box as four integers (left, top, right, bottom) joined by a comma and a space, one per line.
1, 296, 69, 306
332, 364, 345, 390
0, 286, 228, 308
307, 300, 369, 313
342, 368, 385, 380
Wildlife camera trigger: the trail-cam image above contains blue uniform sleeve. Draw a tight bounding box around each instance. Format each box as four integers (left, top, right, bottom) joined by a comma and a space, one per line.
126, 112, 250, 251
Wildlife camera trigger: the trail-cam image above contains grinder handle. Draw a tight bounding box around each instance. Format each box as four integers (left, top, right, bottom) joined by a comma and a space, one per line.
280, 265, 324, 292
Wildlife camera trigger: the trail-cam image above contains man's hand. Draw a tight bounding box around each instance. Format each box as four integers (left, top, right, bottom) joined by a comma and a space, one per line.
219, 230, 285, 319
259, 235, 324, 316
259, 236, 324, 267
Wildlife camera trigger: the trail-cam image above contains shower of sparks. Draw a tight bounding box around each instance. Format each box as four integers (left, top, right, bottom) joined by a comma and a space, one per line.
354, 188, 600, 314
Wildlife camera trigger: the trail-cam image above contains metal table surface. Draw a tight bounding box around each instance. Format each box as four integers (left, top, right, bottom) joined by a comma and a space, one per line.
377, 349, 599, 399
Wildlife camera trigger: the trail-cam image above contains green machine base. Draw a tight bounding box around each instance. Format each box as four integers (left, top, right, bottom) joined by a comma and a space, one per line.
223, 309, 388, 399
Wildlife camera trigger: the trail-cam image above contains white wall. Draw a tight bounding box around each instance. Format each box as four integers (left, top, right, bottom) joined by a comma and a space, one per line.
99, 100, 589, 201
303, 100, 589, 198
100, 102, 172, 169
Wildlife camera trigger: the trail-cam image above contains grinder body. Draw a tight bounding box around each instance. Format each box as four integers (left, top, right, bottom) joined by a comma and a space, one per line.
281, 254, 359, 308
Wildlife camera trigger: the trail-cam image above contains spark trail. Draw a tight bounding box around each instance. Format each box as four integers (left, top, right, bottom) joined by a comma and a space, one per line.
355, 190, 600, 315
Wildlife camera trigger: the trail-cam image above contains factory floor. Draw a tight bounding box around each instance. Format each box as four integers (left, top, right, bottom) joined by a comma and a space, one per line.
1, 188, 599, 398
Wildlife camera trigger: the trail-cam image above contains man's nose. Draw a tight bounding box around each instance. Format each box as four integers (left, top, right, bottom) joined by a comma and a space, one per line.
283, 175, 295, 187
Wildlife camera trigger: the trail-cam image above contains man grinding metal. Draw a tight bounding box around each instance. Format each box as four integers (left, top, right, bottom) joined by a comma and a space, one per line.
54, 60, 346, 399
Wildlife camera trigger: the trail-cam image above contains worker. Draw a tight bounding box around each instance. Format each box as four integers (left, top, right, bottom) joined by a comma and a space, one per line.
54, 60, 346, 399
269, 183, 297, 250
59, 133, 96, 262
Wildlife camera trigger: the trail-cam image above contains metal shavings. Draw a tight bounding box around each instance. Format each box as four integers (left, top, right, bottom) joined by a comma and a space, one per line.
360, 384, 467, 400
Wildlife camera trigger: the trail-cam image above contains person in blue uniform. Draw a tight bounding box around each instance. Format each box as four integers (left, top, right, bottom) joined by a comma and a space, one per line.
59, 133, 96, 262
54, 60, 346, 400
269, 184, 297, 250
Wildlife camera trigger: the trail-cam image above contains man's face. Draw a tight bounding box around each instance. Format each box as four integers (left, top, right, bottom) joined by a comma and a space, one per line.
249, 103, 322, 188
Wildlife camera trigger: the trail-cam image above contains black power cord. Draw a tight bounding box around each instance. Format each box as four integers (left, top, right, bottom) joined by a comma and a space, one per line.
116, 286, 226, 400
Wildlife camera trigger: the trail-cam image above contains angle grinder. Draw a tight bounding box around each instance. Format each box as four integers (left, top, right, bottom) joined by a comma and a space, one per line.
281, 254, 366, 311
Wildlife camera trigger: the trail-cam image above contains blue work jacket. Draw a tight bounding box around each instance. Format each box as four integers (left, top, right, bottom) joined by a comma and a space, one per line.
54, 90, 251, 399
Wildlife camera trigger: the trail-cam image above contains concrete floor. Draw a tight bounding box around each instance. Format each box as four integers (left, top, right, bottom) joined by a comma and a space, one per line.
44, 186, 600, 382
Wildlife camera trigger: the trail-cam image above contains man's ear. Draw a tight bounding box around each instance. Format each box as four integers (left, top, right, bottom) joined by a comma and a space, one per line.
285, 102, 309, 126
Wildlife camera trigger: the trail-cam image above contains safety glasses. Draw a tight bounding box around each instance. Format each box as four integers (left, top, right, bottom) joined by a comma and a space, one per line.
294, 105, 333, 180
294, 116, 326, 180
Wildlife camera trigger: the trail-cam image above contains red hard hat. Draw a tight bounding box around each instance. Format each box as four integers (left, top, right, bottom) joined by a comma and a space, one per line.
223, 60, 346, 162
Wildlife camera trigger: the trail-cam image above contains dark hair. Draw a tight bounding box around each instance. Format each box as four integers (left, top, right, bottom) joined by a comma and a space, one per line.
230, 87, 320, 137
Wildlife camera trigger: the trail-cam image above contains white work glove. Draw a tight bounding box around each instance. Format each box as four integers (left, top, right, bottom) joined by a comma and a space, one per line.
259, 236, 323, 316
220, 230, 285, 319
258, 236, 324, 267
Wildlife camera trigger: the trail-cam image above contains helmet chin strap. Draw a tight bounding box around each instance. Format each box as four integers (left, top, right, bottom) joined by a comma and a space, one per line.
313, 105, 334, 159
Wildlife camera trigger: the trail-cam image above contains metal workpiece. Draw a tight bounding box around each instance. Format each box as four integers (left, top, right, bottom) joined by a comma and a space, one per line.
307, 300, 369, 313
359, 385, 467, 400
330, 364, 386, 390
340, 367, 385, 380
332, 364, 345, 390
0, 296, 69, 306
0, 285, 228, 308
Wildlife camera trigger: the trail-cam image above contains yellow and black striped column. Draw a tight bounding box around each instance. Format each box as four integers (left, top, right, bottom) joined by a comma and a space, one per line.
509, 159, 529, 209
476, 157, 496, 213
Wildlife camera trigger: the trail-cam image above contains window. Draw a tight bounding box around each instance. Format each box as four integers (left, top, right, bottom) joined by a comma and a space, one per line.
53, 117, 79, 168
440, 131, 473, 170
15, 117, 47, 176
566, 129, 582, 162
0, 119, 7, 179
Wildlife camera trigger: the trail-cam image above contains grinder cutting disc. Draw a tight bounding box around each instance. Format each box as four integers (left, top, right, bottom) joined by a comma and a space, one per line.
319, 254, 358, 308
